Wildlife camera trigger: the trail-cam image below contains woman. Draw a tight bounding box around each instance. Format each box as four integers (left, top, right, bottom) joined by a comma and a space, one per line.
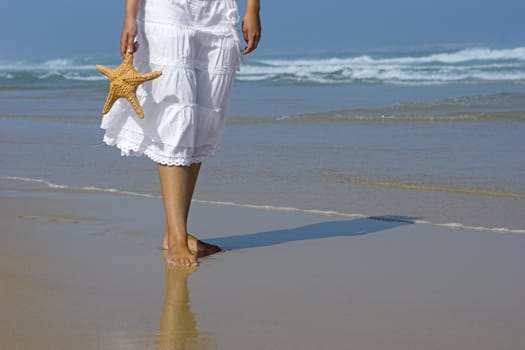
100, 0, 261, 266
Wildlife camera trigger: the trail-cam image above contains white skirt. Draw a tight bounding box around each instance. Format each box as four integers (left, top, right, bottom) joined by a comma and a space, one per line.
100, 0, 242, 166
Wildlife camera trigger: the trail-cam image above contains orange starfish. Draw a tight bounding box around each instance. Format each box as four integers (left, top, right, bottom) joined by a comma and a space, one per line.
96, 52, 162, 119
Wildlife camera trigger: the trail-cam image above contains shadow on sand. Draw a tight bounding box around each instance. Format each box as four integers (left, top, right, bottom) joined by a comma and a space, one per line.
207, 215, 418, 250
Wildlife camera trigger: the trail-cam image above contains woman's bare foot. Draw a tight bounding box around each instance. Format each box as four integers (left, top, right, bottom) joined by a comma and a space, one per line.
162, 233, 223, 258
194, 240, 224, 258
166, 242, 198, 267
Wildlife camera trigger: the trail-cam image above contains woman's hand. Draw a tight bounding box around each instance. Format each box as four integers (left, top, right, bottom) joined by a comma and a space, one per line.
119, 0, 141, 56
120, 18, 139, 57
242, 0, 261, 55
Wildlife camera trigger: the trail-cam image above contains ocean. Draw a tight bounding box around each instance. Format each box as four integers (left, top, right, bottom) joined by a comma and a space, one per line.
1, 46, 524, 232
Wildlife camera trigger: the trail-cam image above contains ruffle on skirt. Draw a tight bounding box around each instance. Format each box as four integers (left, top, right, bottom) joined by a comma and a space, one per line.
100, 1, 242, 166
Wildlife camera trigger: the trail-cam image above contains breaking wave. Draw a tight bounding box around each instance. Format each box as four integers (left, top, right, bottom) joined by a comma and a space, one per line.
1, 47, 524, 86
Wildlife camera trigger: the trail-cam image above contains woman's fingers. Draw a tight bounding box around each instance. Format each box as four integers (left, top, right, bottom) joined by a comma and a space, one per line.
242, 14, 261, 55
120, 35, 131, 56
243, 31, 260, 54
120, 34, 137, 56
120, 20, 138, 56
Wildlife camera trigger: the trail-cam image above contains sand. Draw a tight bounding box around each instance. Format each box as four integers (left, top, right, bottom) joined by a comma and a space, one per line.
1, 187, 525, 350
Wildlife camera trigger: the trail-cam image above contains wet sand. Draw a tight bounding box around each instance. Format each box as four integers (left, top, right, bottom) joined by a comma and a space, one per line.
1, 188, 525, 350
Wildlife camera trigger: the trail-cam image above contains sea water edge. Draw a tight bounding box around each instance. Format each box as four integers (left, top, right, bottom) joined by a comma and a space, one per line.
1, 47, 524, 231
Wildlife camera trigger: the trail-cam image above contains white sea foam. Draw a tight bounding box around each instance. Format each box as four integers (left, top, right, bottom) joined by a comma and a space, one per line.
43, 58, 75, 67
0, 72, 14, 79
2, 176, 524, 235
237, 47, 525, 84
1, 47, 524, 85
37, 71, 61, 80
34, 71, 104, 81
1, 176, 158, 198
0, 59, 94, 72
63, 73, 106, 81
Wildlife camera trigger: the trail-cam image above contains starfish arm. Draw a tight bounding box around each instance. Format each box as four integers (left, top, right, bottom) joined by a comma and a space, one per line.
138, 70, 163, 83
126, 93, 145, 119
101, 87, 121, 114
95, 65, 114, 79
124, 71, 162, 86
123, 52, 134, 66
116, 53, 134, 75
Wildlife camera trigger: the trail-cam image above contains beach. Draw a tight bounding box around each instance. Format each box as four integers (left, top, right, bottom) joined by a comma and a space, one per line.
1, 47, 525, 349
1, 186, 525, 350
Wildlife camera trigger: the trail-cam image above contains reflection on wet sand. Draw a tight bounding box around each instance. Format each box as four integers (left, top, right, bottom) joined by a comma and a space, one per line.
156, 257, 214, 350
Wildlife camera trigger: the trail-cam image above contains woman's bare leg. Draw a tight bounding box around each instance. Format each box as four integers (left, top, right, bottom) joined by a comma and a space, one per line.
162, 163, 201, 251
158, 164, 197, 266
186, 163, 201, 214
162, 163, 223, 256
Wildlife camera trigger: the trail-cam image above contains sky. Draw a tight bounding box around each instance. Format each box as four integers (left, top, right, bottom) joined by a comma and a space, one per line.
0, 0, 524, 59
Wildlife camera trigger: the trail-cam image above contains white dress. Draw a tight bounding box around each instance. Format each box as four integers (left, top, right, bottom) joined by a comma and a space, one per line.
100, 0, 242, 166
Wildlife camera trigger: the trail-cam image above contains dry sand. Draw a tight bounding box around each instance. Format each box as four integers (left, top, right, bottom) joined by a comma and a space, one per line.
1, 189, 525, 350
